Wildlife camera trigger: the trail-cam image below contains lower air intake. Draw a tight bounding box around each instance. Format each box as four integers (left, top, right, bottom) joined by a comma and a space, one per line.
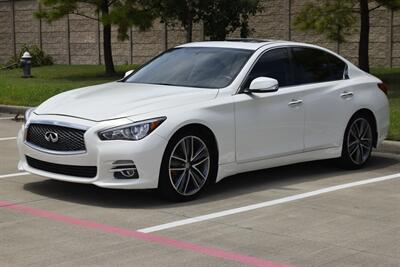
26, 156, 97, 178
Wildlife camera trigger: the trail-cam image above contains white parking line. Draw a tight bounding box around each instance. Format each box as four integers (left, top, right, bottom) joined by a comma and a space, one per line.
138, 172, 400, 233
0, 137, 17, 141
0, 172, 30, 179
0, 117, 15, 120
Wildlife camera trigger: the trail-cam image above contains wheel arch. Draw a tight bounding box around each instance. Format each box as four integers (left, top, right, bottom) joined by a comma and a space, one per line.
169, 123, 220, 159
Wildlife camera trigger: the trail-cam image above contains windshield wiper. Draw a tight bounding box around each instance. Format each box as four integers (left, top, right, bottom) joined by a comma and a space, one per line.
146, 82, 180, 86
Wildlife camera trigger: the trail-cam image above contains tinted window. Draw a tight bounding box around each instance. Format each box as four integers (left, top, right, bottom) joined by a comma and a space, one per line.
244, 48, 291, 88
325, 52, 347, 80
292, 47, 346, 85
126, 47, 253, 89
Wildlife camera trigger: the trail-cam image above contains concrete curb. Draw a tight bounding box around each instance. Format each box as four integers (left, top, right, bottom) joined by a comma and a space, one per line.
0, 105, 31, 115
0, 104, 399, 154
376, 140, 400, 155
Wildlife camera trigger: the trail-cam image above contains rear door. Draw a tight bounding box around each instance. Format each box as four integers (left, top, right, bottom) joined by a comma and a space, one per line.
290, 47, 351, 150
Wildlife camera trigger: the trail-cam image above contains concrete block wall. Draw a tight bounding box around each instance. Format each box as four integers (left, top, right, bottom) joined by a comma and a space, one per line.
393, 11, 400, 66
0, 0, 14, 64
69, 4, 99, 65
0, 0, 399, 68
41, 18, 69, 64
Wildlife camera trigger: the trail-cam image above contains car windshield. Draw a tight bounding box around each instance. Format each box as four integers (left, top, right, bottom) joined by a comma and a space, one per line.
125, 47, 253, 89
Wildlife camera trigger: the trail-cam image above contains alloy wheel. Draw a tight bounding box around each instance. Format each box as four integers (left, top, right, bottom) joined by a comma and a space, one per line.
168, 136, 210, 196
347, 118, 373, 165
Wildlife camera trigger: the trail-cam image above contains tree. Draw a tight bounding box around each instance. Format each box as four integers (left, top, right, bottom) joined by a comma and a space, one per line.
36, 0, 154, 75
294, 0, 356, 52
143, 0, 262, 43
141, 0, 202, 43
199, 0, 262, 41
294, 0, 400, 73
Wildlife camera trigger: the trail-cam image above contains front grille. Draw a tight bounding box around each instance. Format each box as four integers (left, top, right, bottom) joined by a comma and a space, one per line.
26, 156, 97, 178
26, 123, 86, 152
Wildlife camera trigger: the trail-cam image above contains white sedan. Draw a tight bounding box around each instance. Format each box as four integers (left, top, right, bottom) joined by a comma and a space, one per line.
18, 40, 390, 201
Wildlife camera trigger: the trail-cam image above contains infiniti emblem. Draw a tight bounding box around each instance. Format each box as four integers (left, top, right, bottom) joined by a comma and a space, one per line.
44, 131, 59, 143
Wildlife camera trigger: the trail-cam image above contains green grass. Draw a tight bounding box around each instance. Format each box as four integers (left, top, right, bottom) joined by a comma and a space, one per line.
0, 65, 136, 107
0, 65, 399, 140
371, 68, 400, 141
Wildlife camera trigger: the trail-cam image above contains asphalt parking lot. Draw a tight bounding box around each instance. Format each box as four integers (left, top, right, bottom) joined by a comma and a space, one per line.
0, 113, 399, 267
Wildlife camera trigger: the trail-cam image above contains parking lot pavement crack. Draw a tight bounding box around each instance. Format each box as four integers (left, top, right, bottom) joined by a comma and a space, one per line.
156, 209, 196, 219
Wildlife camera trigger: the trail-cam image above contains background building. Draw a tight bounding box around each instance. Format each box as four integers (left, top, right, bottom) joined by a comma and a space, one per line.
0, 0, 399, 67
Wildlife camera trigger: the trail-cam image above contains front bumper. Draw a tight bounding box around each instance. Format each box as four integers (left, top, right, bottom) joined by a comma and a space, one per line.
17, 115, 168, 189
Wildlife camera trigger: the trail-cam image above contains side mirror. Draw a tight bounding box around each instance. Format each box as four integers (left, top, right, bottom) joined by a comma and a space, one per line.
124, 70, 134, 78
247, 77, 279, 93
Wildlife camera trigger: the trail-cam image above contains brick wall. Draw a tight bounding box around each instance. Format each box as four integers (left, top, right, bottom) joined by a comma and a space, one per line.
0, 0, 399, 67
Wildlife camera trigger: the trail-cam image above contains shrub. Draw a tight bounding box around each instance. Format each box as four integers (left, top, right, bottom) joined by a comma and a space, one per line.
7, 44, 54, 67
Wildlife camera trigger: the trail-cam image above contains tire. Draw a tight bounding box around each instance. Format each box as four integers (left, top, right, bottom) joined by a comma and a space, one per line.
339, 115, 374, 169
158, 129, 217, 202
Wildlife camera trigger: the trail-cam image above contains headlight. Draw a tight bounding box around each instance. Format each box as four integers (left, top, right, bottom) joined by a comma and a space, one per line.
98, 117, 166, 141
24, 108, 35, 124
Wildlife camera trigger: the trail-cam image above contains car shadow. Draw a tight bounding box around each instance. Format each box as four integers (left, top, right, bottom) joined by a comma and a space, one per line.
23, 154, 399, 210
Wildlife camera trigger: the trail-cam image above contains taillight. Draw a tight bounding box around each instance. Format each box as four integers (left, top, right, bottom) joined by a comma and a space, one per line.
378, 83, 388, 95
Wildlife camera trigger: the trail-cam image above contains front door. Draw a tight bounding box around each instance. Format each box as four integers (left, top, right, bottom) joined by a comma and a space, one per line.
234, 48, 305, 162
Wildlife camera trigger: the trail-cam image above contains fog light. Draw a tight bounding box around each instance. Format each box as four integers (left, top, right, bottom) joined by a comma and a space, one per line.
109, 160, 139, 179
120, 169, 136, 178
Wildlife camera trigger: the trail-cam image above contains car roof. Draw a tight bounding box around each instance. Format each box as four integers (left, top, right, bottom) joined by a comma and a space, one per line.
178, 39, 296, 51
178, 39, 360, 75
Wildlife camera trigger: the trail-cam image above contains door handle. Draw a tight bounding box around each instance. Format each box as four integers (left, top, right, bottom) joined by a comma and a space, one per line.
288, 99, 303, 107
340, 91, 354, 99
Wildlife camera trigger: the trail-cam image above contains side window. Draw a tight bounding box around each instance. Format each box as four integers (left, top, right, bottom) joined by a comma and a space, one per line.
325, 53, 347, 80
244, 48, 291, 89
291, 47, 346, 85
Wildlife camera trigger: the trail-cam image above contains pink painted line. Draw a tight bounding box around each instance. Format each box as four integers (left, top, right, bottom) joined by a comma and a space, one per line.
0, 200, 292, 267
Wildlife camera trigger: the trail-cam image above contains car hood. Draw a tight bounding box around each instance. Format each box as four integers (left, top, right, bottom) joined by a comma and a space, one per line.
34, 82, 219, 121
